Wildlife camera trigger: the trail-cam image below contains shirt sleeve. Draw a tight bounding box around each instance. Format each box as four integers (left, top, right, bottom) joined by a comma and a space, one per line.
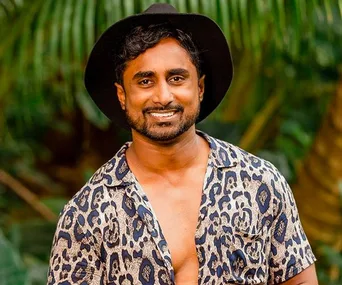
47, 203, 106, 284
268, 174, 316, 284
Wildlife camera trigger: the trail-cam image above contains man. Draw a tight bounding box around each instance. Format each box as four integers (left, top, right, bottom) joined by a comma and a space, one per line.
47, 3, 318, 285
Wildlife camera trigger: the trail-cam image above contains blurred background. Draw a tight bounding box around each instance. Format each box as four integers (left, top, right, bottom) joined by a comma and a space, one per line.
0, 0, 341, 284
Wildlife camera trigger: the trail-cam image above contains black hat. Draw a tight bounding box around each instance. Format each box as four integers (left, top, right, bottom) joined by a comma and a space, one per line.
84, 3, 233, 128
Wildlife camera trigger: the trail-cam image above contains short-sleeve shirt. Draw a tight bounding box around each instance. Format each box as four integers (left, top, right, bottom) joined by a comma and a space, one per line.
47, 131, 316, 284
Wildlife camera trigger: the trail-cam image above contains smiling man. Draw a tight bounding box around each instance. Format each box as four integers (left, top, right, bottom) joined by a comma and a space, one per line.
115, 36, 204, 142
47, 3, 318, 285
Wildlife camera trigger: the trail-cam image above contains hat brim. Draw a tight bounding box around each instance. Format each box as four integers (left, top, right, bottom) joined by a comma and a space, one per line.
84, 13, 233, 129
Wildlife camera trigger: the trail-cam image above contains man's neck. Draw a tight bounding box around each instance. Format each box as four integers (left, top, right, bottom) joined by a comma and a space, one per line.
126, 126, 207, 174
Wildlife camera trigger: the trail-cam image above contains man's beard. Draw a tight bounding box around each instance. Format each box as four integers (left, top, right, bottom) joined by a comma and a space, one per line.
125, 103, 200, 142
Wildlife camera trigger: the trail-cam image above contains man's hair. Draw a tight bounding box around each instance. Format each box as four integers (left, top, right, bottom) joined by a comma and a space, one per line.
115, 23, 201, 85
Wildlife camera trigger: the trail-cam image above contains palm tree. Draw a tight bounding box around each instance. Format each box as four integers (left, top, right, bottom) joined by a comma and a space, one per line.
293, 78, 342, 249
0, 0, 341, 283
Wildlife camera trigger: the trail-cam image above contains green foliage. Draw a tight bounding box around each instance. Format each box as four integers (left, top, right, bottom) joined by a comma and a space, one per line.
315, 182, 342, 284
0, 0, 341, 284
317, 243, 342, 285
0, 221, 56, 285
0, 229, 28, 285
0, 0, 341, 132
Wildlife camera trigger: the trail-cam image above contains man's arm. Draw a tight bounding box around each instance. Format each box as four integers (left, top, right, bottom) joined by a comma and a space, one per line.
268, 170, 317, 284
47, 201, 106, 284
279, 264, 318, 285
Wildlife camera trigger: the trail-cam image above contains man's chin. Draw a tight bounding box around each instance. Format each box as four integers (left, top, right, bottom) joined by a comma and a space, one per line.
127, 114, 198, 142
138, 124, 189, 142
143, 129, 182, 142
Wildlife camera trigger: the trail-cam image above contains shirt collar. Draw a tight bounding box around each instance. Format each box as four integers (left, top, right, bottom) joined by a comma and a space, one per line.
97, 130, 239, 187
196, 130, 239, 169
89, 142, 133, 187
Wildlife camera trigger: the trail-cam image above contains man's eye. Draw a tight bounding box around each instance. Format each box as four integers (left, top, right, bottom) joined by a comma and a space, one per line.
170, 76, 183, 82
139, 79, 152, 85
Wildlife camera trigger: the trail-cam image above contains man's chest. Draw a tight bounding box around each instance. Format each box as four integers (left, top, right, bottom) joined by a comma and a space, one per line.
99, 170, 272, 285
141, 178, 204, 276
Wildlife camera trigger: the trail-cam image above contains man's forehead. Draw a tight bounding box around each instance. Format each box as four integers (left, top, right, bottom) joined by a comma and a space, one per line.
124, 38, 195, 74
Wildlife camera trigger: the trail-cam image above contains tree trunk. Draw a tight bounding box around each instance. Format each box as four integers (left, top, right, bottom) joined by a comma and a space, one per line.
293, 77, 342, 250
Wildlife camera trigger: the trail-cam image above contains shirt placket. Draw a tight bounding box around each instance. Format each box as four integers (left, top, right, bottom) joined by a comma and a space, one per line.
124, 177, 175, 284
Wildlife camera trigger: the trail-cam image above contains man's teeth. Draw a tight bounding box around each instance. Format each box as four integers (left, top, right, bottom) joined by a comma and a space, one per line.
150, 112, 174, 117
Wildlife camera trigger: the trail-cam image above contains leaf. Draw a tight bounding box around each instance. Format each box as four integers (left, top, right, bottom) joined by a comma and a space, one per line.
75, 89, 110, 129
280, 119, 312, 147
239, 0, 249, 49
230, 0, 241, 49
200, 0, 214, 18
168, 0, 177, 10
291, 0, 301, 57
313, 0, 324, 23
9, 221, 57, 261
306, 0, 316, 49
177, 0, 187, 13
320, 244, 342, 268
85, 0, 95, 56
0, 0, 43, 59
33, 0, 52, 96
72, 0, 84, 63
111, 0, 123, 23
323, 0, 333, 24
272, 0, 284, 50
48, 0, 63, 67
122, 0, 135, 17
188, 0, 200, 13
0, 229, 28, 285
24, 256, 48, 285
60, 0, 73, 106
41, 198, 69, 216
252, 0, 264, 59
0, 48, 14, 105
96, 0, 107, 33
217, 0, 229, 40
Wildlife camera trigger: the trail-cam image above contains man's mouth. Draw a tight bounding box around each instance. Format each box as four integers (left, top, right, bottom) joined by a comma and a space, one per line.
143, 106, 183, 121
149, 111, 175, 118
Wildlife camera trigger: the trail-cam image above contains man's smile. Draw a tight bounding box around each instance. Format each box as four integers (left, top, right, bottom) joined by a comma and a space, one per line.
143, 106, 183, 122
146, 110, 180, 122
149, 111, 176, 118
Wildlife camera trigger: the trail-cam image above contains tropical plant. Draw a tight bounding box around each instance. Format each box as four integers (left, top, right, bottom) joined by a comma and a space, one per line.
0, 0, 341, 284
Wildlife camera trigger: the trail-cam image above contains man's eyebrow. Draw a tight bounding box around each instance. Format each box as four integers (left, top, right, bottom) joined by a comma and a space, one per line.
167, 68, 190, 77
132, 71, 155, 80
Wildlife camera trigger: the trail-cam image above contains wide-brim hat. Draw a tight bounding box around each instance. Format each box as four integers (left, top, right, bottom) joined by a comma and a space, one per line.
84, 3, 233, 129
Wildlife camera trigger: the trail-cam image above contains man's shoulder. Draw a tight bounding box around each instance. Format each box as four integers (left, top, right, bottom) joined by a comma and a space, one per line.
207, 134, 281, 174
205, 134, 288, 197
208, 134, 293, 217
89, 142, 132, 186
58, 142, 132, 218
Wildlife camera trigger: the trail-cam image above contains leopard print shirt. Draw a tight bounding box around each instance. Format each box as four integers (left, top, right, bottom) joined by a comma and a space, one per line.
47, 132, 316, 284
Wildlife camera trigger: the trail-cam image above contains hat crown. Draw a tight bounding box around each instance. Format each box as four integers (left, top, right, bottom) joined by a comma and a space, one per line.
143, 3, 178, 14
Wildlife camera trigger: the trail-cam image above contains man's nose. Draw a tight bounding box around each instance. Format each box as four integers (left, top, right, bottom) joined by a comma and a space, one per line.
152, 81, 173, 106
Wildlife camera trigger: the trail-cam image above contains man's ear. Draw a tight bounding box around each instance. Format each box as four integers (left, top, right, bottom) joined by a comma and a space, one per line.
115, 83, 126, 110
198, 75, 205, 102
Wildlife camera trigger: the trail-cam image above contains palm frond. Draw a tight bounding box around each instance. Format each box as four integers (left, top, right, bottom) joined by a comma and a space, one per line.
0, 0, 341, 129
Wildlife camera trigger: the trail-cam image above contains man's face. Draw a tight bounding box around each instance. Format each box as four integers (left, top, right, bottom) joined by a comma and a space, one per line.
115, 38, 205, 142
